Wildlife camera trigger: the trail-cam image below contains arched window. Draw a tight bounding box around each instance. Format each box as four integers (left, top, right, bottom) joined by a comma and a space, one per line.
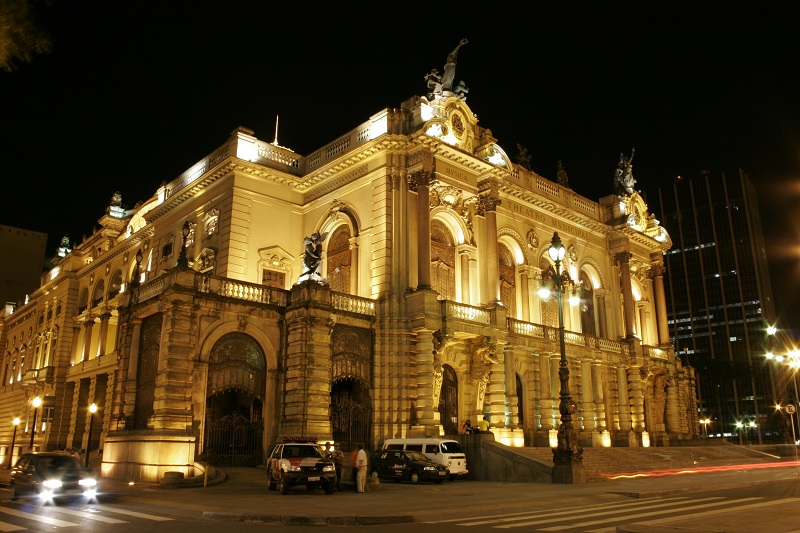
108, 269, 123, 299
327, 226, 352, 294
92, 279, 105, 308
78, 289, 89, 314
578, 272, 596, 336
498, 243, 517, 317
431, 220, 456, 300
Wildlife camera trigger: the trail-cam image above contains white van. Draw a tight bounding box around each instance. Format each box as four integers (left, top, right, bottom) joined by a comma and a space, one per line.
382, 438, 468, 480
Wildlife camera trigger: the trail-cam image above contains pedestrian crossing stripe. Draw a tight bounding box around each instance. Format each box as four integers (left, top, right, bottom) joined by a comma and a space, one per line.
0, 506, 77, 527
534, 497, 764, 531
422, 495, 697, 524
87, 505, 175, 521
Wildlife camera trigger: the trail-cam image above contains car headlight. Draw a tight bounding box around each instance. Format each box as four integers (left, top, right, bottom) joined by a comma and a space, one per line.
79, 478, 97, 487
322, 465, 335, 472
286, 465, 301, 472
423, 466, 436, 471
43, 480, 63, 489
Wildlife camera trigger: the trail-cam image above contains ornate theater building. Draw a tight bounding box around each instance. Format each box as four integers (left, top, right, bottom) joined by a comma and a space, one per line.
0, 46, 696, 482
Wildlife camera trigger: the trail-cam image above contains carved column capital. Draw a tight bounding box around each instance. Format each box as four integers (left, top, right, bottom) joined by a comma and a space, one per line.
614, 251, 632, 265
408, 170, 435, 191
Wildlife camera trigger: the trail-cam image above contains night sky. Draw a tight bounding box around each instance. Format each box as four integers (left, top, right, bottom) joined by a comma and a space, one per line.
2, 3, 799, 331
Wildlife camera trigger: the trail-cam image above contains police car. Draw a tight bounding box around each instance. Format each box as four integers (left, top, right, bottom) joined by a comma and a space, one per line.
266, 438, 337, 495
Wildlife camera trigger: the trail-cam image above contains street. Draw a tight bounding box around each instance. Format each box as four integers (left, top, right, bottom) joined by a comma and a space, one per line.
0, 477, 799, 532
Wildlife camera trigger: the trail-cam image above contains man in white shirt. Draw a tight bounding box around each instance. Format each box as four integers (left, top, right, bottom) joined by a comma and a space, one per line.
356, 444, 368, 493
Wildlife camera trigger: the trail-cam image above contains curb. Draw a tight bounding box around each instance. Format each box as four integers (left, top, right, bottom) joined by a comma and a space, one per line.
202, 511, 415, 525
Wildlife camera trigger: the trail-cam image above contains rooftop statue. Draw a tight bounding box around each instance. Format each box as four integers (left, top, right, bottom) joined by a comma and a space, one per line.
614, 148, 636, 196
441, 38, 468, 92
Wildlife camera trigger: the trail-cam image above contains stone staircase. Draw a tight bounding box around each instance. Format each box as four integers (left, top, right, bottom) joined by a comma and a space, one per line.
514, 443, 788, 482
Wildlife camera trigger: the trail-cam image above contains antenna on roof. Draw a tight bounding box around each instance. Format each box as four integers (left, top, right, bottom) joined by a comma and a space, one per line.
273, 115, 279, 146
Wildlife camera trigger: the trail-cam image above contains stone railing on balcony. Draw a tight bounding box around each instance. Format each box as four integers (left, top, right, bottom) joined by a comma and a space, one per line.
643, 345, 670, 360
442, 301, 491, 324
135, 272, 174, 304
508, 318, 631, 356
508, 319, 546, 339
196, 275, 289, 306
331, 292, 376, 317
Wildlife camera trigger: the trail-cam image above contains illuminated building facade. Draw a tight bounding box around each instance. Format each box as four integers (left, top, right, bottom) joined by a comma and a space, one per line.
0, 73, 697, 481
654, 170, 779, 442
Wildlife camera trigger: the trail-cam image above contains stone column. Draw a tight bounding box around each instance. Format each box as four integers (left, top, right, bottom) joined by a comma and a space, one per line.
82, 318, 95, 362
530, 267, 543, 324
616, 365, 632, 431
283, 280, 335, 438
666, 372, 680, 434
96, 312, 111, 357
411, 329, 439, 434
649, 265, 670, 345
479, 194, 502, 304
459, 250, 471, 305
592, 362, 606, 431
627, 367, 645, 433
615, 252, 636, 338
580, 360, 595, 431
538, 353, 554, 430
518, 266, 530, 322
486, 342, 507, 428
149, 269, 197, 431
595, 290, 609, 339
349, 237, 359, 295
411, 171, 433, 290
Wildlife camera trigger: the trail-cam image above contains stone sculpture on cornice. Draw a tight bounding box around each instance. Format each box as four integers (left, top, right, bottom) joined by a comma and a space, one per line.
614, 148, 637, 196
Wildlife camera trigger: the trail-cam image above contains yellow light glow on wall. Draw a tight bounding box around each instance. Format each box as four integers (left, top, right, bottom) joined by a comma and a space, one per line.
641, 431, 651, 447
549, 429, 558, 448
601, 430, 611, 447
421, 103, 434, 121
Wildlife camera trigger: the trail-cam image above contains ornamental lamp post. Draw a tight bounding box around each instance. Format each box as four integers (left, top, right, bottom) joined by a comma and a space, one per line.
546, 232, 586, 484
85, 403, 97, 468
177, 221, 190, 267
7, 417, 20, 468
29, 396, 41, 451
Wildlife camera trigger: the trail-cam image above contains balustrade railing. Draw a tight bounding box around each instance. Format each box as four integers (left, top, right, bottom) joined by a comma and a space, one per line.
331, 292, 376, 316
442, 301, 491, 324
197, 275, 288, 306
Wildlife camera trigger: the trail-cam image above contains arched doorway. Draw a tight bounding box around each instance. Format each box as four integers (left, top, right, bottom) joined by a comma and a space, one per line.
330, 326, 373, 453
438, 365, 459, 435
203, 332, 266, 466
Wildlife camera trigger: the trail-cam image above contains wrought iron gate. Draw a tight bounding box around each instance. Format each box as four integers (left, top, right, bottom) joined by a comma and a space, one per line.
203, 412, 263, 466
331, 399, 371, 448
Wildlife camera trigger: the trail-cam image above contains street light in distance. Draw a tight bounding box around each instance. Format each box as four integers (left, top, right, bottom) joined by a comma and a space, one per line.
85, 403, 97, 468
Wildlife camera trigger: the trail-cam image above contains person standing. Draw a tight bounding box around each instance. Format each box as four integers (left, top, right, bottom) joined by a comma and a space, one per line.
325, 442, 344, 491
356, 444, 368, 493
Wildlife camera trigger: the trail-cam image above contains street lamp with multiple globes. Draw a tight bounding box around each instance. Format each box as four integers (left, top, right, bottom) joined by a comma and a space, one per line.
85, 403, 97, 468
29, 396, 41, 451
7, 417, 20, 468
542, 232, 586, 484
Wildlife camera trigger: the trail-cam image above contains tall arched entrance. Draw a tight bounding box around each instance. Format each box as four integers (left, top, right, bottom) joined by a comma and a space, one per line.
438, 365, 459, 435
203, 332, 266, 466
330, 326, 372, 452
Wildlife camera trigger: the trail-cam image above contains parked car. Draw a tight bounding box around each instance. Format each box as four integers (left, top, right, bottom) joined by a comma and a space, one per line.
8, 452, 98, 502
266, 440, 337, 494
381, 438, 468, 480
369, 449, 449, 484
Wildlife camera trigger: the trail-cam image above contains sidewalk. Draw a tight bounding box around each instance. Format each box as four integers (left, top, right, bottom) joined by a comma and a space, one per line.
98, 461, 800, 527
